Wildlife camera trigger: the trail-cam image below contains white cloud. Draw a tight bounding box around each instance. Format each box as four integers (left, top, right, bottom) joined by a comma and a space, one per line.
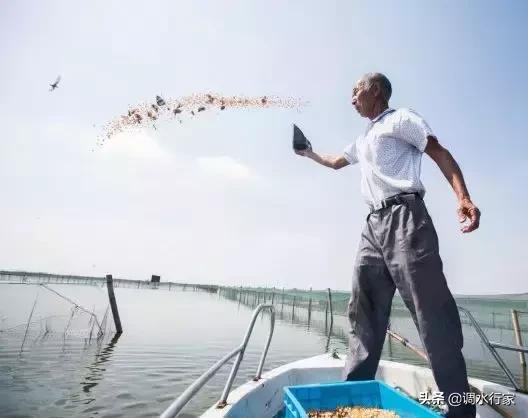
195, 156, 253, 181
101, 129, 171, 162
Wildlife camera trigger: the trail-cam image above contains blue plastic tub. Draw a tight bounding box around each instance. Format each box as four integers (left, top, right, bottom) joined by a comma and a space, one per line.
283, 380, 440, 417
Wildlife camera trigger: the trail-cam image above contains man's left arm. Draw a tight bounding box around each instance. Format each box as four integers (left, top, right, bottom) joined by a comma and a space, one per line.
424, 136, 481, 233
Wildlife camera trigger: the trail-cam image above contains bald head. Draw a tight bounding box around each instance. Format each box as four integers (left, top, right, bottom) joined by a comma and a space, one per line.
352, 72, 392, 119
362, 72, 392, 102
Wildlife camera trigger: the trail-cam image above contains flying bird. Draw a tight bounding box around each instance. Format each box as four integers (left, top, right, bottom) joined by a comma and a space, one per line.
49, 75, 61, 91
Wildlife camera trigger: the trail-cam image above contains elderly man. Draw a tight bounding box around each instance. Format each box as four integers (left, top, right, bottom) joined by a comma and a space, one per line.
295, 73, 480, 417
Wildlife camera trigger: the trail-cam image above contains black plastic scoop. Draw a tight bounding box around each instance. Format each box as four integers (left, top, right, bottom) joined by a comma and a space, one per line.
292, 124, 312, 151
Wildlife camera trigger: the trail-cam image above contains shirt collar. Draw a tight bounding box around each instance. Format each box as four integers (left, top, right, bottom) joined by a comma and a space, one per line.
371, 107, 395, 123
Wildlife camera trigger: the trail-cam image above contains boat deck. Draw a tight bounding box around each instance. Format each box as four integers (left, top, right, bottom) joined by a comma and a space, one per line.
201, 353, 528, 418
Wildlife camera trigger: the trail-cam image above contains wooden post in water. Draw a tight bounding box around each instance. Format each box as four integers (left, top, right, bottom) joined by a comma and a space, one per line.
292, 296, 296, 319
281, 288, 285, 313
511, 309, 526, 368
106, 274, 123, 334
308, 287, 312, 325
387, 328, 393, 357
325, 301, 328, 332
271, 287, 275, 305
20, 294, 38, 353
327, 288, 334, 329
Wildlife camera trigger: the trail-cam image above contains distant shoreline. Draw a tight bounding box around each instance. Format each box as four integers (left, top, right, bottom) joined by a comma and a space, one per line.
1, 269, 526, 300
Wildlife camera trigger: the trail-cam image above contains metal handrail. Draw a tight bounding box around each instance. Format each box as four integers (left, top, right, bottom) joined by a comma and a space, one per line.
490, 342, 528, 354
160, 304, 275, 418
458, 306, 527, 392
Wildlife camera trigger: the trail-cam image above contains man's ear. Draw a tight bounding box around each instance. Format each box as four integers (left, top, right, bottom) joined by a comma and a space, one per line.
372, 81, 382, 98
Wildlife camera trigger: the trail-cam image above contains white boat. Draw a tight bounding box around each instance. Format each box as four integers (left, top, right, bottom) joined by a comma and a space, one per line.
200, 353, 527, 418
161, 305, 528, 418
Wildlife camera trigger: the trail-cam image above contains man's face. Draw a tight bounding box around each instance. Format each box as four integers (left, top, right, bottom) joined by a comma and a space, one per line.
351, 79, 375, 118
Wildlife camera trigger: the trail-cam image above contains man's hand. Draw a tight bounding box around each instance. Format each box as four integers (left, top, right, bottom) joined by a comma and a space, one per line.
457, 198, 481, 233
295, 149, 350, 170
425, 137, 481, 233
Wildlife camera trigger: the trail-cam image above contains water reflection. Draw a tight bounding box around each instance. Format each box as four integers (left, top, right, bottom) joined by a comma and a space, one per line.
244, 300, 346, 356
81, 333, 121, 394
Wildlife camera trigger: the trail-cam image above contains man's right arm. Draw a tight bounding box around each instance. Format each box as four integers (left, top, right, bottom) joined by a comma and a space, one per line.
295, 149, 350, 170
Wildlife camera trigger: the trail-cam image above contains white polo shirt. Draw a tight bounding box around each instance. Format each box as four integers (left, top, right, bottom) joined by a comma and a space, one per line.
343, 108, 435, 208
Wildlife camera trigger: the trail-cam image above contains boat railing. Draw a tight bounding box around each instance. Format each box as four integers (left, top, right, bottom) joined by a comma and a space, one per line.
160, 304, 275, 418
458, 306, 528, 393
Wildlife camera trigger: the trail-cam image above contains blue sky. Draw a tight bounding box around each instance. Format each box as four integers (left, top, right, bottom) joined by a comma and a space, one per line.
1, 1, 527, 294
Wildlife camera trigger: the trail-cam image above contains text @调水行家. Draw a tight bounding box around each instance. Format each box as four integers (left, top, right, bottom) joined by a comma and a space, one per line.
419, 391, 515, 407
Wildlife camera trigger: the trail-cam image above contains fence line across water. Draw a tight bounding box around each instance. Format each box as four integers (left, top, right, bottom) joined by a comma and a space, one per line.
217, 285, 528, 332
218, 285, 528, 392
0, 270, 218, 293
2, 270, 527, 332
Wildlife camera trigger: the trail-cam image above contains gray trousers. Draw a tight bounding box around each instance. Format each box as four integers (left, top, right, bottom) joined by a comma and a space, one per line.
343, 195, 476, 418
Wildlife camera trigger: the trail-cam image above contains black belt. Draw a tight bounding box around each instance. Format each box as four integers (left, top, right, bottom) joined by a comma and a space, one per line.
370, 192, 421, 213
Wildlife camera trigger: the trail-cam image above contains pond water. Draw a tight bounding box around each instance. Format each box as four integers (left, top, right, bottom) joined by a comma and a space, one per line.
0, 284, 526, 417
